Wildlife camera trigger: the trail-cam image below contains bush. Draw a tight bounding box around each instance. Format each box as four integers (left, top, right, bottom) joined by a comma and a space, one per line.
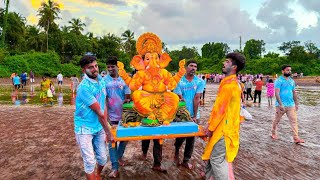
0, 66, 11, 77
60, 63, 81, 77
0, 48, 9, 64
1, 51, 62, 77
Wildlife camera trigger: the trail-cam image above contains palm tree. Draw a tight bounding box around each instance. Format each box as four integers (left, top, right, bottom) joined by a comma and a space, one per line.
26, 25, 41, 51
1, 0, 10, 48
121, 29, 134, 42
68, 18, 86, 35
37, 0, 60, 51
60, 25, 69, 33
162, 42, 169, 53
5, 12, 26, 50
121, 30, 136, 57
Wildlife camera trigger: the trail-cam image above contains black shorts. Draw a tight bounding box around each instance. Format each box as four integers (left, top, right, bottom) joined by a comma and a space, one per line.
14, 84, 20, 89
58, 81, 63, 85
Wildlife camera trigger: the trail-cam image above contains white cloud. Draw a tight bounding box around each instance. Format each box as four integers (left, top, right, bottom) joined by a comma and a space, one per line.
298, 0, 320, 12
5, 0, 320, 52
128, 0, 268, 47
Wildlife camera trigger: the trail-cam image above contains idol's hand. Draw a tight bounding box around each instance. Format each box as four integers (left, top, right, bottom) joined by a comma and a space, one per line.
117, 61, 124, 69
117, 61, 128, 79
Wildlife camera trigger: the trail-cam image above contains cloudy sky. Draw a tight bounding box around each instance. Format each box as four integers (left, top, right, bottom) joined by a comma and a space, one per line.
2, 0, 319, 53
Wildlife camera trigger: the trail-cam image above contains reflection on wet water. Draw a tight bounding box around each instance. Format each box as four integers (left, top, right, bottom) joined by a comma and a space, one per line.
57, 93, 63, 106
0, 85, 319, 107
0, 85, 75, 106
296, 86, 320, 106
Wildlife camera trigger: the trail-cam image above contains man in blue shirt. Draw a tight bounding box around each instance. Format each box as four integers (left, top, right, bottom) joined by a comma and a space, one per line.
20, 72, 27, 88
74, 55, 114, 179
13, 73, 21, 90
104, 56, 131, 178
173, 60, 204, 169
271, 65, 304, 144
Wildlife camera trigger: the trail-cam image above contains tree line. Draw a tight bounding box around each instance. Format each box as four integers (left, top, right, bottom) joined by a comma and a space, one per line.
0, 0, 319, 77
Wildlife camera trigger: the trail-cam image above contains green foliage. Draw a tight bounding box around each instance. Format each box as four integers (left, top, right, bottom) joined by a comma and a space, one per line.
0, 48, 9, 64
0, 11, 27, 51
264, 51, 279, 58
201, 42, 230, 60
97, 61, 106, 72
244, 57, 283, 75
197, 58, 223, 73
68, 18, 86, 35
167, 46, 200, 72
243, 39, 265, 59
0, 66, 10, 77
60, 63, 81, 77
278, 41, 301, 55
118, 51, 131, 72
1, 51, 62, 77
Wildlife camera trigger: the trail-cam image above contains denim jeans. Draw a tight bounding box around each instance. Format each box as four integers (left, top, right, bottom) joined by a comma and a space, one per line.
75, 129, 108, 174
108, 141, 127, 170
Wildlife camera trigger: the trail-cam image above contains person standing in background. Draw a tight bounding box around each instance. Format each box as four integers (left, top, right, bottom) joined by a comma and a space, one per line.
29, 70, 35, 83
245, 78, 253, 101
104, 56, 131, 178
70, 75, 79, 94
266, 79, 275, 106
271, 65, 305, 144
57, 72, 63, 92
253, 77, 264, 104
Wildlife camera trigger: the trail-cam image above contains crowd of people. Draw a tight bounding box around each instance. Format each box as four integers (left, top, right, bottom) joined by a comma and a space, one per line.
7, 52, 305, 179
9, 69, 81, 106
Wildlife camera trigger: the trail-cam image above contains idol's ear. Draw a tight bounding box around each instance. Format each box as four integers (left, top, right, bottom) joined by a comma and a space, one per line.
159, 52, 172, 68
130, 55, 145, 70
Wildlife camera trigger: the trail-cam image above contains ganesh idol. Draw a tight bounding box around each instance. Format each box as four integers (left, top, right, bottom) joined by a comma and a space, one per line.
117, 32, 186, 125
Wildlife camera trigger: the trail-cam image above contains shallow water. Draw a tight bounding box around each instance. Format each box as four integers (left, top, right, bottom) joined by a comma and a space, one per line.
0, 85, 75, 106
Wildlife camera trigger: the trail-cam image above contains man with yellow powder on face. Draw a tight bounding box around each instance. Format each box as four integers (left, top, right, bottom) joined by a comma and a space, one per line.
203, 52, 245, 179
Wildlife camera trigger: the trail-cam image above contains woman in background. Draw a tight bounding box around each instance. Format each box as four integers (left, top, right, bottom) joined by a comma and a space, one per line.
266, 79, 275, 106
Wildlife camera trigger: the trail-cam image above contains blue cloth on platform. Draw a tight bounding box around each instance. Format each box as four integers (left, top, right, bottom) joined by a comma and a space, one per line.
116, 122, 198, 137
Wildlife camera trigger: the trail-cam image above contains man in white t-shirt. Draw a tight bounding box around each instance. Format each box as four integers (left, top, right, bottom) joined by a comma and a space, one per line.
57, 72, 63, 92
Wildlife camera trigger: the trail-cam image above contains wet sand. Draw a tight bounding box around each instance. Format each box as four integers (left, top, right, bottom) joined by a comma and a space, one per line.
0, 83, 319, 179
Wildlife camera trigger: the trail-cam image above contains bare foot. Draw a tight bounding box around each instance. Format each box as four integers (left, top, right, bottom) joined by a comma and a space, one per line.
152, 166, 168, 173
108, 170, 119, 178
181, 162, 194, 170
140, 153, 147, 161
174, 155, 180, 166
294, 138, 305, 144
118, 158, 126, 166
271, 134, 278, 140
